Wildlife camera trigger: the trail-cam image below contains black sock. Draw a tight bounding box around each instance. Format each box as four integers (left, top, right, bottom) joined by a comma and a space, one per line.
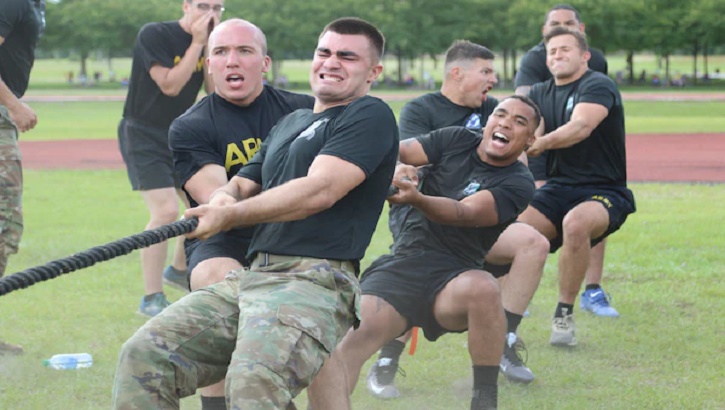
585, 284, 601, 291
471, 365, 498, 410
555, 303, 574, 318
378, 339, 405, 362
504, 310, 523, 334
143, 292, 163, 302
201, 396, 227, 410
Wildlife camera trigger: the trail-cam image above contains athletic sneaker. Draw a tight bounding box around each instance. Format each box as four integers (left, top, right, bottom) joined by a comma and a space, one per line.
499, 332, 534, 384
163, 265, 190, 292
580, 288, 620, 317
138, 293, 170, 317
0, 339, 23, 356
366, 358, 404, 399
550, 314, 577, 347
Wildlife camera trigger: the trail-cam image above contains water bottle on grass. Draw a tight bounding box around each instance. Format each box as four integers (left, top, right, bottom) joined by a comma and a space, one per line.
43, 353, 93, 369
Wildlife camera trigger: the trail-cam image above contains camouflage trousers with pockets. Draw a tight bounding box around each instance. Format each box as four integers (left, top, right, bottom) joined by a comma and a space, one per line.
0, 105, 23, 277
112, 257, 360, 410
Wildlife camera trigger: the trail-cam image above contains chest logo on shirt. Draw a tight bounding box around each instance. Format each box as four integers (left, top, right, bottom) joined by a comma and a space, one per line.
462, 180, 481, 196
565, 96, 575, 114
465, 113, 481, 130
297, 118, 330, 141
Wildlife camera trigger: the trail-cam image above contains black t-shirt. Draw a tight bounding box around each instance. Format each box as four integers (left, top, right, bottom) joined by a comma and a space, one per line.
528, 70, 627, 185
393, 127, 535, 267
238, 96, 399, 262
514, 42, 608, 88
0, 0, 44, 98
391, 92, 501, 239
169, 86, 315, 207
398, 92, 499, 140
122, 21, 205, 129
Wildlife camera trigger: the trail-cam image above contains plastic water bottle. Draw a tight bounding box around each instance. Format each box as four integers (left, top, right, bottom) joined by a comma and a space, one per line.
42, 353, 93, 370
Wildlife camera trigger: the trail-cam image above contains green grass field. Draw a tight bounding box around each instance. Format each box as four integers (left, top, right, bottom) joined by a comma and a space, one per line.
0, 171, 723, 409
19, 99, 725, 141
28, 53, 725, 89
1, 91, 723, 409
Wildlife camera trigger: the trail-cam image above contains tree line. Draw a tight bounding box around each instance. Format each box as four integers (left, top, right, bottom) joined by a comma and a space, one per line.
41, 0, 725, 85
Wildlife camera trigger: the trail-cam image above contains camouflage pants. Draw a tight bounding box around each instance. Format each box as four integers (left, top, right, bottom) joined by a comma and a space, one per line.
112, 258, 360, 410
0, 105, 23, 277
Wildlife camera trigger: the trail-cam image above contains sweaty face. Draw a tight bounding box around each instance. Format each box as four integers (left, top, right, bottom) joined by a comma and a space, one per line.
457, 58, 497, 108
208, 23, 269, 106
546, 34, 589, 82
481, 98, 536, 165
310, 31, 382, 109
543, 9, 583, 36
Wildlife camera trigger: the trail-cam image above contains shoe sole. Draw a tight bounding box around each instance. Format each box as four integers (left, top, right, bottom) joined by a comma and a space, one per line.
550, 337, 577, 347
581, 307, 620, 318
163, 277, 190, 293
501, 371, 535, 384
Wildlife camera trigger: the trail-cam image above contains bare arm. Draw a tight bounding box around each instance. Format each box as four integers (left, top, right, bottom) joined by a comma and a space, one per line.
185, 155, 366, 239
389, 180, 500, 227
148, 13, 216, 96
0, 36, 37, 132
184, 164, 228, 205
527, 102, 608, 156
514, 85, 531, 96
398, 138, 430, 166
206, 174, 262, 206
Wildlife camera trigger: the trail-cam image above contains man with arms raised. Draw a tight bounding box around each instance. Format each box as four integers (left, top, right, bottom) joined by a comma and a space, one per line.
118, 0, 223, 317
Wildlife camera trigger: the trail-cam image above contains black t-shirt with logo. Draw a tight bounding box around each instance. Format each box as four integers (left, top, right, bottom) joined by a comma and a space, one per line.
238, 96, 399, 262
393, 127, 535, 267
122, 21, 205, 128
170, 86, 314, 207
398, 92, 499, 140
391, 92, 500, 239
528, 70, 627, 185
0, 0, 45, 98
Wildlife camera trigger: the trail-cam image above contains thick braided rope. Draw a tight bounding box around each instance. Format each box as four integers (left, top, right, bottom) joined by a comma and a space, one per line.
0, 217, 198, 297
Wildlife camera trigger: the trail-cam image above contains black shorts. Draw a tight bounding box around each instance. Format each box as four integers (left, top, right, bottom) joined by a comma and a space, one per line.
527, 152, 548, 182
360, 249, 478, 342
185, 228, 253, 279
530, 182, 636, 252
118, 118, 178, 190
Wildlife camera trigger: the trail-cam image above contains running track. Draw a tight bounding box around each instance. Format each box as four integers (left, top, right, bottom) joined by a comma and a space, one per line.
18, 91, 725, 183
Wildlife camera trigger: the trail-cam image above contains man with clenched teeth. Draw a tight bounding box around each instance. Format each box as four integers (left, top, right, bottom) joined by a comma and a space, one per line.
113, 17, 398, 410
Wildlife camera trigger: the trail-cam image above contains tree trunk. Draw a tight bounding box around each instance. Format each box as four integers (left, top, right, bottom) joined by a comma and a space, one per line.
512, 49, 517, 80
79, 50, 88, 85
397, 49, 403, 86
626, 50, 634, 85
704, 42, 709, 80
664, 54, 670, 88
501, 48, 508, 88
693, 40, 699, 85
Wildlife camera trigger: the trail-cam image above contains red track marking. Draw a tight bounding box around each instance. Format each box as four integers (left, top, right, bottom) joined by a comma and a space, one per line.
19, 133, 725, 183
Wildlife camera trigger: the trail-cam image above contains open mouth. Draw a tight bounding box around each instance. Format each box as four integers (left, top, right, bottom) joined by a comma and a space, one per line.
492, 131, 510, 144
226, 73, 244, 84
